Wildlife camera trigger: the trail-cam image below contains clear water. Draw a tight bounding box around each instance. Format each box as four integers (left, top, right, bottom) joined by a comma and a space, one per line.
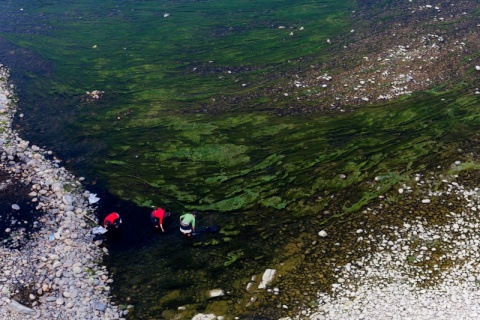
1, 0, 479, 318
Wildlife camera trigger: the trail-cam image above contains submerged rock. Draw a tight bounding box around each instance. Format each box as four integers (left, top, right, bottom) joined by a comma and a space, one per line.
258, 268, 276, 289
205, 288, 225, 299
318, 230, 328, 237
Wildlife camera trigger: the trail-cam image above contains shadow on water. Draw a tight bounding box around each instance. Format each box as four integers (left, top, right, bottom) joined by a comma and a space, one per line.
88, 182, 296, 318
0, 171, 43, 248
87, 185, 163, 249
89, 181, 224, 248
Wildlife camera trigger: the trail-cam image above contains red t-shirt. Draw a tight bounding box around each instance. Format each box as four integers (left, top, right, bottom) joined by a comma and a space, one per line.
151, 208, 166, 224
104, 212, 120, 225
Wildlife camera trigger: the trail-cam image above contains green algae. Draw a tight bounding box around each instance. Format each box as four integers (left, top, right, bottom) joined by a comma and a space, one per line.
259, 196, 287, 209
104, 160, 127, 166
1, 0, 480, 318
193, 238, 220, 247
172, 144, 250, 166
450, 161, 480, 173
224, 250, 245, 267
219, 224, 240, 237
343, 172, 408, 214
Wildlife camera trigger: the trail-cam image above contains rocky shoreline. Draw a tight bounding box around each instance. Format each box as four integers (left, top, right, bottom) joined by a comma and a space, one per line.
198, 0, 479, 115
298, 173, 480, 319
0, 66, 125, 319
190, 169, 480, 319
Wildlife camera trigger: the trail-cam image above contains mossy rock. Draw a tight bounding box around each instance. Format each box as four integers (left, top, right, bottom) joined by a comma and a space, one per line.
161, 308, 196, 320
158, 289, 181, 305
205, 300, 231, 318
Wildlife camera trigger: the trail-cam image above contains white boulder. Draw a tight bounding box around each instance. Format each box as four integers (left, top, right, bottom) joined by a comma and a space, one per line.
258, 268, 276, 289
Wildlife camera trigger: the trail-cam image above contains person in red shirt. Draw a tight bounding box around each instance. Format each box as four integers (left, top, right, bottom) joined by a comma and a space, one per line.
151, 207, 171, 233
103, 212, 122, 230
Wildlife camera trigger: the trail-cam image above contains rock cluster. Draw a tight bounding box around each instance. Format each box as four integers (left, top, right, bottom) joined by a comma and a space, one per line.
83, 90, 105, 102
292, 177, 480, 319
289, 0, 480, 112
197, 0, 479, 115
0, 66, 125, 319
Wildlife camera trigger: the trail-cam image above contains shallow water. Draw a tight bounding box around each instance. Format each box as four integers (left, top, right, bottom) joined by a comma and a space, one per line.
0, 173, 41, 248
1, 0, 480, 318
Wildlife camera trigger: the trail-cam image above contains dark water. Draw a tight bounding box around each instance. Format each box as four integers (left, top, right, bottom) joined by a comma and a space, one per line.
0, 172, 42, 248
1, 0, 480, 318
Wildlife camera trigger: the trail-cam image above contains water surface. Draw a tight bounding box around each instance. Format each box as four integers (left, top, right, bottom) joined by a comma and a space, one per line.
1, 0, 479, 318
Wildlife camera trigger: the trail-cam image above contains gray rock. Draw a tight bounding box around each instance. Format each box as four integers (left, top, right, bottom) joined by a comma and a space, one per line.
8, 299, 35, 314
93, 300, 107, 312
1, 286, 10, 295
51, 182, 63, 192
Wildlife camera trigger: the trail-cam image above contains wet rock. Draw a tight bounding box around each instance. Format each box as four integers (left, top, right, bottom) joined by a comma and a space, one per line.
318, 230, 328, 237
205, 288, 225, 299
258, 269, 276, 289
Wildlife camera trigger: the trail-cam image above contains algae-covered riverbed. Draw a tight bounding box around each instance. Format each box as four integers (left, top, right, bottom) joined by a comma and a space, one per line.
0, 0, 479, 318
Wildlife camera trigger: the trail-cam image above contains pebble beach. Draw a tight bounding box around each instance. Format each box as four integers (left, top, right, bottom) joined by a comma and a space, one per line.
190, 169, 480, 320
299, 175, 480, 319
0, 66, 125, 319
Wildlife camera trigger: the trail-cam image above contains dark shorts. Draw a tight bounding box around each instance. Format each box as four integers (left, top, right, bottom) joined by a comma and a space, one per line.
151, 217, 160, 226
106, 218, 122, 227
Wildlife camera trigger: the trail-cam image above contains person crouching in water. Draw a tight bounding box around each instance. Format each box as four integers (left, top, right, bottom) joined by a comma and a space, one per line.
179, 210, 197, 237
151, 207, 171, 233
103, 212, 122, 232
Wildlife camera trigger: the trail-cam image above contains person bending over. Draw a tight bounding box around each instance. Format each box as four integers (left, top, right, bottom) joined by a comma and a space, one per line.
103, 212, 122, 230
151, 207, 171, 233
179, 210, 197, 237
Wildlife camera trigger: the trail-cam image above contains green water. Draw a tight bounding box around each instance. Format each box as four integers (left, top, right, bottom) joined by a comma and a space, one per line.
1, 0, 480, 318
1, 0, 355, 211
